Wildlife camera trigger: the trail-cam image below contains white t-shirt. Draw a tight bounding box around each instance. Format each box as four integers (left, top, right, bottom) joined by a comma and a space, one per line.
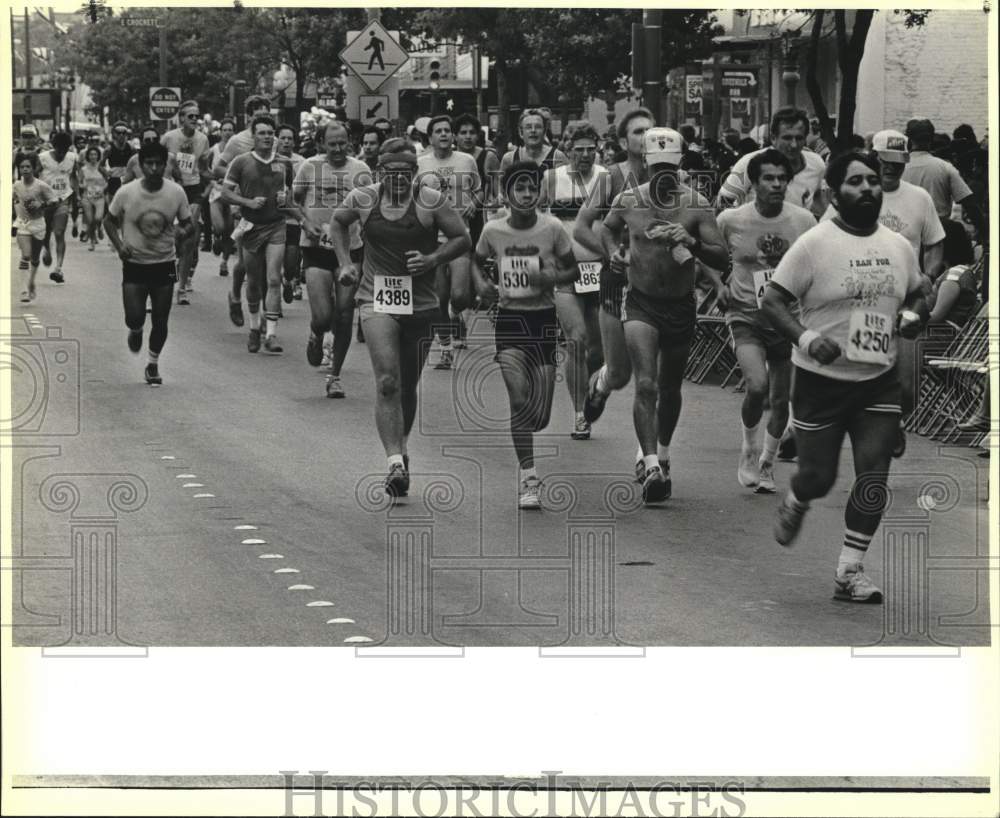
548, 164, 609, 262
108, 179, 191, 264
416, 149, 480, 218
821, 180, 944, 260
12, 178, 58, 238
718, 148, 825, 212
771, 220, 922, 381
39, 150, 78, 200
293, 155, 372, 250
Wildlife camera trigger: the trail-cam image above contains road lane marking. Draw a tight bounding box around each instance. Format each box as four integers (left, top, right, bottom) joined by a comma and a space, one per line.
193, 493, 215, 498
176, 474, 196, 479
259, 554, 284, 559
234, 525, 258, 530
160, 456, 175, 460
306, 600, 334, 607
327, 618, 355, 624
344, 636, 373, 643
288, 584, 315, 591
182, 483, 204, 488
274, 568, 299, 574
241, 538, 267, 545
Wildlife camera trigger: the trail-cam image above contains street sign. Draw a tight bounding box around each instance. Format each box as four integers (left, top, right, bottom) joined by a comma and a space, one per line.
340, 20, 409, 92
719, 68, 758, 98
149, 86, 182, 120
344, 74, 399, 123
685, 75, 703, 104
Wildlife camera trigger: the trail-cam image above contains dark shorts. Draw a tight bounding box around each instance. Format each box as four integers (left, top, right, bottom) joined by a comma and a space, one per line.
791, 366, 902, 434
122, 260, 177, 288
242, 219, 285, 254
600, 269, 627, 318
302, 246, 363, 273
183, 183, 204, 205
494, 307, 560, 367
729, 318, 792, 362
106, 177, 123, 197
621, 287, 696, 345
285, 223, 301, 247
357, 305, 438, 363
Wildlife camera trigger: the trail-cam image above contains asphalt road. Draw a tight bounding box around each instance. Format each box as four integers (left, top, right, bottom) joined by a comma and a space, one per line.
7, 236, 991, 647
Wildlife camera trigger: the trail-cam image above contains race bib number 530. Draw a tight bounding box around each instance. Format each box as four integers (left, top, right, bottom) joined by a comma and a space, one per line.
846, 310, 892, 365
373, 274, 413, 315
499, 256, 540, 300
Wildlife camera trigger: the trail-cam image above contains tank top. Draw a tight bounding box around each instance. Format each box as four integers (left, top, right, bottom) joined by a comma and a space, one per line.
514, 145, 558, 173
40, 150, 77, 200
357, 192, 440, 312
81, 163, 107, 198
549, 164, 608, 262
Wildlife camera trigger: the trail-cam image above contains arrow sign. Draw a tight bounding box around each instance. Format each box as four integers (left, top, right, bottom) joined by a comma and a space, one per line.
719, 68, 759, 98
366, 101, 384, 119
359, 94, 390, 125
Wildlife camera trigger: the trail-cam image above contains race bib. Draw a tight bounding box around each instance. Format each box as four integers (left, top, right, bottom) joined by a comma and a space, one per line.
86, 187, 104, 200
176, 152, 196, 177
51, 177, 68, 193
373, 274, 413, 315
574, 261, 602, 294
499, 255, 540, 300
753, 268, 775, 308
846, 310, 892, 365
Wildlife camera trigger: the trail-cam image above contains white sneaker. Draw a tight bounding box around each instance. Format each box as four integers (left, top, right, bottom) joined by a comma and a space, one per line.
834, 563, 883, 603
519, 476, 542, 510
738, 446, 760, 488
756, 460, 776, 494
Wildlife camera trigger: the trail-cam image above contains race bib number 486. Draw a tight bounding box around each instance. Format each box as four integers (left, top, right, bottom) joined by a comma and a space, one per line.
846, 310, 892, 365
499, 255, 540, 300
373, 274, 413, 315
575, 261, 601, 294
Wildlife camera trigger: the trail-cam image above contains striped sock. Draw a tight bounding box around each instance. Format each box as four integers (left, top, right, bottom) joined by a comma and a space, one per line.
839, 529, 872, 571
147, 350, 159, 365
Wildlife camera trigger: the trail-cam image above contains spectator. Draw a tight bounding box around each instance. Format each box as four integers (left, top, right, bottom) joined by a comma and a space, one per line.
927, 218, 980, 329
735, 136, 759, 156
806, 117, 831, 160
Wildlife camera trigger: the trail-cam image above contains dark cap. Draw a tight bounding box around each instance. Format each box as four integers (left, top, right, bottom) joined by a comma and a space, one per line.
905, 118, 934, 139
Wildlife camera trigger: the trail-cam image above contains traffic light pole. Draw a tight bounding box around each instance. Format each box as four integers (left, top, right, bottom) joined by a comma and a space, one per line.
641, 10, 662, 125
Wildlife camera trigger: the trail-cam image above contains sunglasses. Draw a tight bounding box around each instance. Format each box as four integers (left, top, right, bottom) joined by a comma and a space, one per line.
113, 130, 128, 135
184, 112, 200, 119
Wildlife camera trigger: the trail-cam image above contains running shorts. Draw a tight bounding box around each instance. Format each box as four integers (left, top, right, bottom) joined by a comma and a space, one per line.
494, 306, 559, 367
301, 245, 362, 272
241, 219, 286, 254
620, 287, 696, 345
122, 260, 177, 288
600, 268, 627, 318
183, 182, 204, 205
729, 318, 792, 362
285, 223, 301, 247
791, 366, 902, 434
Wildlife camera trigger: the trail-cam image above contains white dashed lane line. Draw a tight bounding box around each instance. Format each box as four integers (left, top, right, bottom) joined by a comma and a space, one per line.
287, 585, 315, 591
241, 538, 267, 545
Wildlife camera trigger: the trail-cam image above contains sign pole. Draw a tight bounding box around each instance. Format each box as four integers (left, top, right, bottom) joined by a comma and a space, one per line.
23, 8, 32, 124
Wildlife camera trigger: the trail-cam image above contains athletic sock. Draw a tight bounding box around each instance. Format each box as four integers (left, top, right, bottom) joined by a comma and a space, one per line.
595, 365, 610, 395
520, 466, 538, 483
838, 529, 872, 572
249, 311, 261, 330
147, 350, 159, 365
575, 410, 585, 423
643, 453, 659, 472
388, 454, 404, 470
656, 443, 670, 463
761, 431, 781, 465
266, 318, 277, 338
741, 422, 759, 451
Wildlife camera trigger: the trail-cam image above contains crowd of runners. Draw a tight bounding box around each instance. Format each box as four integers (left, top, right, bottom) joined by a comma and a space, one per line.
11, 99, 989, 604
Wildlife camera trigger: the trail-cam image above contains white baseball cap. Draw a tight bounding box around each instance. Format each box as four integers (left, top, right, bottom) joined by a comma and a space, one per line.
872, 129, 909, 163
642, 127, 683, 166
413, 116, 431, 136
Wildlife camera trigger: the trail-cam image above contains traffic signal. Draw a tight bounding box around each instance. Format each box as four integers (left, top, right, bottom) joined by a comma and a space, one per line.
429, 60, 441, 91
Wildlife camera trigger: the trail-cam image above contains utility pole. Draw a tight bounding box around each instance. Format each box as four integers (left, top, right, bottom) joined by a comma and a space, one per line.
24, 8, 33, 124
641, 10, 662, 125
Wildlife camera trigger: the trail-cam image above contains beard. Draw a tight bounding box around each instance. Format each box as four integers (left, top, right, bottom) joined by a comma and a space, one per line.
836, 193, 881, 229
144, 174, 165, 191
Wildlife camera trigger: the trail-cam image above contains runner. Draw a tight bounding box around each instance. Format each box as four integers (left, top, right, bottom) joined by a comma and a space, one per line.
38, 131, 79, 284
78, 146, 108, 252
499, 109, 569, 175
161, 99, 212, 304
601, 128, 728, 504
102, 121, 134, 205
822, 130, 946, 457
455, 113, 501, 245
294, 121, 372, 397
716, 148, 816, 493
122, 125, 181, 183
473, 161, 578, 509
221, 114, 299, 354
276, 123, 306, 305
542, 122, 609, 440
71, 133, 87, 240
104, 141, 194, 386
12, 151, 58, 303
717, 107, 827, 219
761, 151, 928, 603
360, 125, 381, 171
207, 117, 236, 276
329, 137, 471, 497
575, 108, 653, 446
416, 115, 480, 370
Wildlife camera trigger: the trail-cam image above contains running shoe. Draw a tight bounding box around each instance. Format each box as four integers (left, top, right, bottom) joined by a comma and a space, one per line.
72, 224, 78, 238
28, 284, 36, 301
127, 329, 142, 354
834, 564, 883, 603
87, 244, 95, 252
144, 363, 162, 386
306, 332, 323, 367
212, 236, 222, 256
229, 295, 244, 327
634, 458, 645, 483
641, 466, 668, 504
756, 461, 777, 494
325, 375, 345, 399
434, 348, 454, 370
659, 458, 673, 499
282, 280, 294, 304
19, 291, 29, 303
201, 236, 212, 252
177, 290, 190, 306
219, 261, 229, 277
49, 270, 64, 284
571, 416, 591, 440
773, 495, 808, 547
247, 328, 262, 353
385, 463, 410, 497
777, 432, 797, 462
263, 335, 283, 355
518, 476, 542, 510
293, 282, 303, 300
583, 370, 609, 424
891, 424, 906, 459
738, 446, 760, 488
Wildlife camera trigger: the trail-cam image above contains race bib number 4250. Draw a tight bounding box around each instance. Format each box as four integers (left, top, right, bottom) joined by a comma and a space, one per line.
846, 310, 892, 365
574, 261, 601, 294
373, 274, 413, 315
499, 255, 540, 300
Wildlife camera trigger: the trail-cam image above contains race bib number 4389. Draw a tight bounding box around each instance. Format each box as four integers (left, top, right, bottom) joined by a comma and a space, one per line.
846, 310, 892, 365
575, 261, 601, 294
499, 255, 540, 300
373, 274, 413, 315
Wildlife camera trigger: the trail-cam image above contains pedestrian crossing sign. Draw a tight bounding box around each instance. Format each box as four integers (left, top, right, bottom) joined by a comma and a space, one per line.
340, 21, 410, 92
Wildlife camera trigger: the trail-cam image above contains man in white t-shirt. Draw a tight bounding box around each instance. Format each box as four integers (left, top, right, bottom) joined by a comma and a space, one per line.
761, 151, 928, 604
717, 107, 826, 219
